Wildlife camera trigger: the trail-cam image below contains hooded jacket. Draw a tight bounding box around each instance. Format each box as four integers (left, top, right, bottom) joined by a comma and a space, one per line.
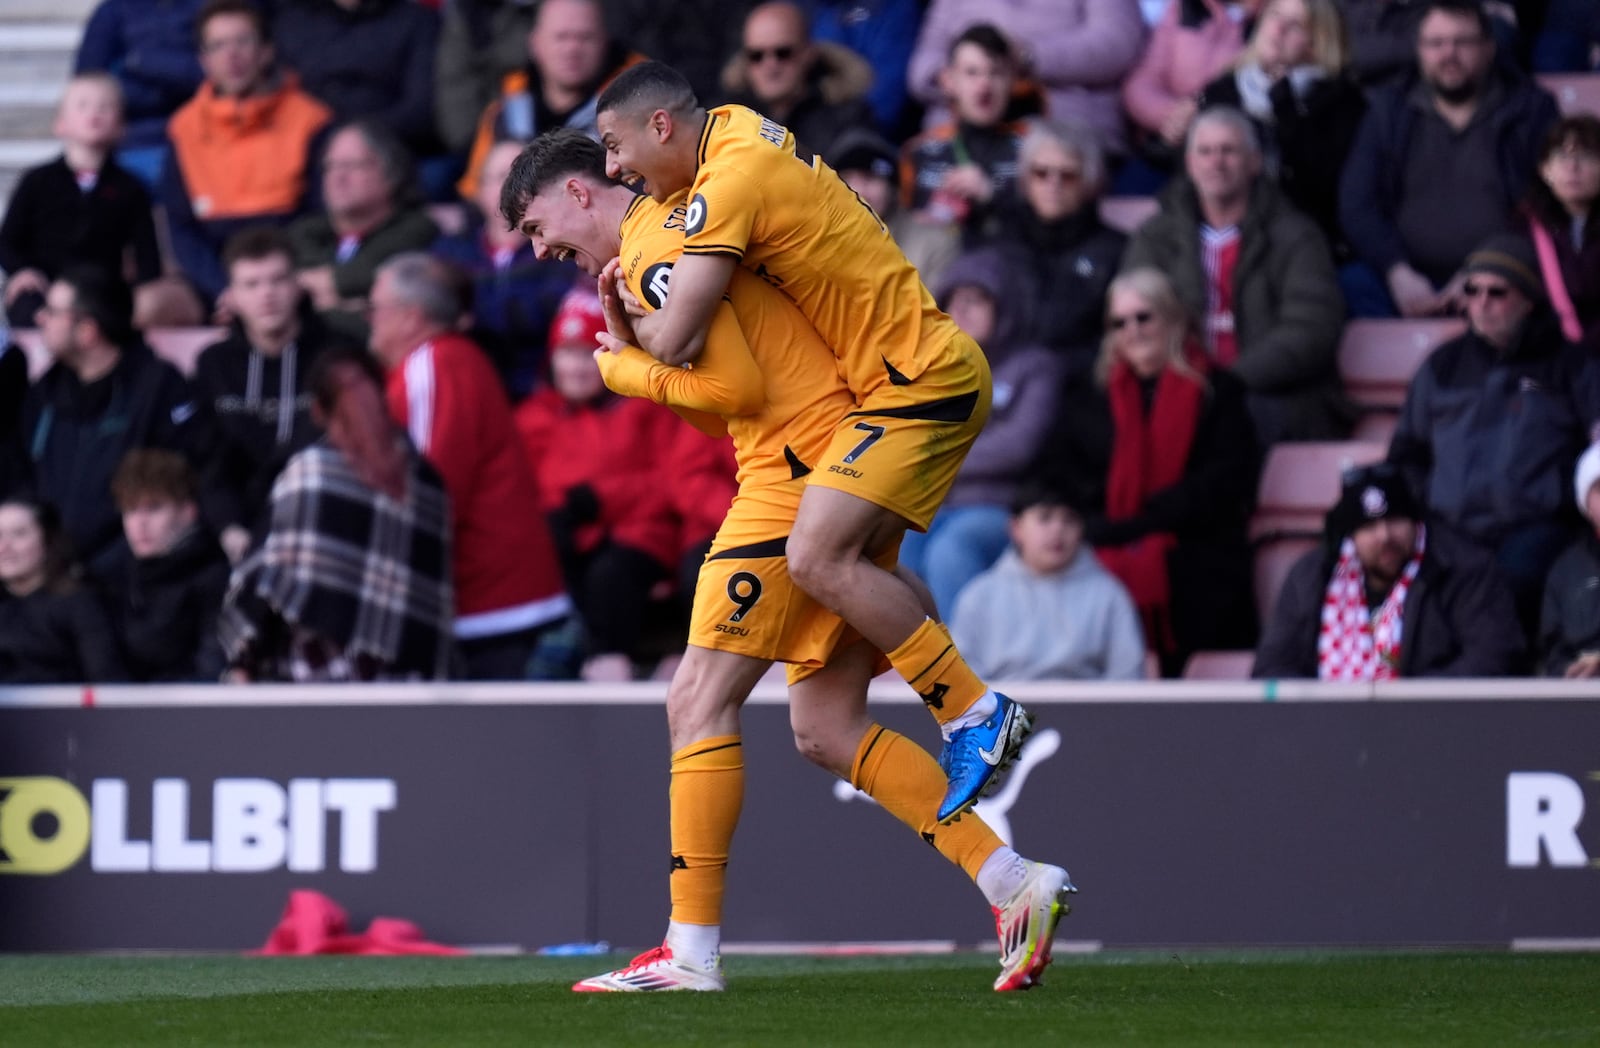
19, 342, 201, 582
1122, 176, 1354, 440
933, 249, 1063, 510
951, 546, 1147, 681
1389, 308, 1600, 544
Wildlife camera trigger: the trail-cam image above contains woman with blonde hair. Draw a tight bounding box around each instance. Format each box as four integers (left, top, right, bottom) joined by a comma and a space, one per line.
1034, 267, 1260, 676
1198, 0, 1365, 256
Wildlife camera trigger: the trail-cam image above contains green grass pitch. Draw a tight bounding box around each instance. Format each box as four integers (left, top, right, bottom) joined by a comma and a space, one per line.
2, 951, 1597, 1046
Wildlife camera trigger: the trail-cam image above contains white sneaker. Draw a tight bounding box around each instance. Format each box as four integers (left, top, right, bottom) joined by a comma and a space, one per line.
991, 861, 1076, 992
571, 943, 727, 992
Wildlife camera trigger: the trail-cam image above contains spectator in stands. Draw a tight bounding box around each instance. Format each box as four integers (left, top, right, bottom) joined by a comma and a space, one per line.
1339, 0, 1516, 88
1533, 0, 1600, 72
193, 226, 363, 564
1389, 232, 1600, 637
434, 0, 536, 156
162, 0, 333, 312
369, 252, 572, 679
1, 73, 197, 331
717, 2, 875, 158
1337, 0, 1560, 318
271, 0, 441, 159
598, 0, 755, 109
976, 118, 1126, 368
909, 0, 1146, 156
830, 127, 962, 287
109, 449, 228, 682
219, 344, 454, 682
900, 26, 1028, 240
798, 0, 921, 135
73, 0, 204, 188
1540, 443, 1600, 677
1035, 266, 1259, 676
1122, 107, 1352, 442
514, 288, 692, 678
289, 120, 439, 340
1523, 115, 1600, 353
17, 268, 200, 584
1253, 461, 1524, 677
1198, 0, 1367, 259
432, 139, 579, 401
900, 249, 1063, 617
1121, 0, 1259, 192
950, 483, 1146, 681
0, 496, 127, 684
0, 343, 26, 499
455, 0, 644, 200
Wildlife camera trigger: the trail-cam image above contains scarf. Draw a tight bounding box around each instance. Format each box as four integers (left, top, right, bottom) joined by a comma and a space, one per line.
1529, 216, 1586, 343
1316, 525, 1427, 681
1094, 343, 1208, 653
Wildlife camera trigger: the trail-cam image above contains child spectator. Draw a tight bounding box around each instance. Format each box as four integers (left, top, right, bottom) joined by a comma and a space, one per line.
109, 449, 229, 682
951, 483, 1146, 681
0, 497, 127, 684
514, 288, 695, 679
1539, 444, 1600, 678
899, 25, 1027, 239
0, 73, 195, 330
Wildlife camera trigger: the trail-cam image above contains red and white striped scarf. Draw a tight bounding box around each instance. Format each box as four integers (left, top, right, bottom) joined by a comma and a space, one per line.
1316, 525, 1426, 681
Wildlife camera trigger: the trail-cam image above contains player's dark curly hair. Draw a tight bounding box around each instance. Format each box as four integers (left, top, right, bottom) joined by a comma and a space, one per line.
595, 60, 699, 121
499, 130, 610, 231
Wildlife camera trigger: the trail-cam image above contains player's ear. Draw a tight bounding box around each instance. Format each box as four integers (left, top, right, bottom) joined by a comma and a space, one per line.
565, 176, 590, 207
651, 108, 671, 141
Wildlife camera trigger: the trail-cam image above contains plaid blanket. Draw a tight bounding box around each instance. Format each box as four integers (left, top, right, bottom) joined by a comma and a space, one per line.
219, 440, 455, 681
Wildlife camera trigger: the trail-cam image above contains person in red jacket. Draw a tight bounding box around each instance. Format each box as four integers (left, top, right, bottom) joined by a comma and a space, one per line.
515, 287, 710, 678
368, 251, 572, 679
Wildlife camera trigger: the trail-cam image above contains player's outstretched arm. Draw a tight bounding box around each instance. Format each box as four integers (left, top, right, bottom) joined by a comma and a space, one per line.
595, 297, 763, 416
631, 253, 738, 367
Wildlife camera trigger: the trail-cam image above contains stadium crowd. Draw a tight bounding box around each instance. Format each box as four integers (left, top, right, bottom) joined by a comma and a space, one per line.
2, 0, 1600, 684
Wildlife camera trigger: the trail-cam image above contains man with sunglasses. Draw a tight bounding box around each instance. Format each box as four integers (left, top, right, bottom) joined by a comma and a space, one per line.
1388, 232, 1600, 640
1252, 462, 1523, 678
721, 2, 875, 160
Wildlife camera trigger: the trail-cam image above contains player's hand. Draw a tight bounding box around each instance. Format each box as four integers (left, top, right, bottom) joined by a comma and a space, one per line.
594, 330, 632, 355
597, 258, 638, 344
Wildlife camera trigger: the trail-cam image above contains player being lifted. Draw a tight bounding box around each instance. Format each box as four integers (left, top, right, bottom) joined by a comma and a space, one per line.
501, 130, 1073, 993
591, 60, 1030, 822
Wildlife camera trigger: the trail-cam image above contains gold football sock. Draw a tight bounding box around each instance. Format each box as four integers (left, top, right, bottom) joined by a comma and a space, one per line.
668, 734, 744, 927
851, 724, 1002, 881
887, 617, 988, 725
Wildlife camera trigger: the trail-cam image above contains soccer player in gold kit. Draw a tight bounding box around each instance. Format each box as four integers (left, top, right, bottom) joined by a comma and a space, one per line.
500, 130, 1072, 993
591, 62, 1039, 825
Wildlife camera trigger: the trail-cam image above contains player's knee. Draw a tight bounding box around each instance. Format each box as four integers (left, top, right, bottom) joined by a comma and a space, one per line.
790, 721, 850, 778
785, 535, 841, 602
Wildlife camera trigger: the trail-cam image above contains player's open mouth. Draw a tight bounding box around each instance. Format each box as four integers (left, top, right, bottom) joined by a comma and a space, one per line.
554, 247, 574, 263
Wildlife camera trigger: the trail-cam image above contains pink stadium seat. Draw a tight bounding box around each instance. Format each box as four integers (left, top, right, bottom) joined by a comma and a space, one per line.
1098, 196, 1159, 234
1254, 536, 1319, 622
1338, 318, 1464, 411
146, 327, 226, 377
1182, 650, 1256, 680
1538, 73, 1600, 117
1250, 440, 1388, 542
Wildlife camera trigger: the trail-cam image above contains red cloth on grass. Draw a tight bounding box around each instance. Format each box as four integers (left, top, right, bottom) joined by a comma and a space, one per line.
256, 889, 466, 956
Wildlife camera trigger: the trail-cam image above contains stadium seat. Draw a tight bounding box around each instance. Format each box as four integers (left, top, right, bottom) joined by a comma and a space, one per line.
1098, 196, 1159, 234
147, 327, 226, 377
1338, 318, 1464, 411
1254, 536, 1319, 622
1250, 440, 1388, 542
1538, 73, 1600, 117
1182, 650, 1256, 680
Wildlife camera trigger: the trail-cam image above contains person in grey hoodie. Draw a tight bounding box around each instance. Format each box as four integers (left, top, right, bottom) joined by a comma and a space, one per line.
899, 247, 1063, 616
951, 483, 1146, 681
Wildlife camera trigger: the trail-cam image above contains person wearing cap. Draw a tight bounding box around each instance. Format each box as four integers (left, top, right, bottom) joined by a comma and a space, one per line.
1537, 443, 1600, 678
950, 482, 1146, 681
717, 2, 875, 160
1252, 463, 1523, 679
1388, 230, 1600, 638
513, 286, 727, 680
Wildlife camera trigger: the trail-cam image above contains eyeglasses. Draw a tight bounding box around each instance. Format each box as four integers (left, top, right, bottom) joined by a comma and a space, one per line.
1028, 166, 1082, 185
1462, 281, 1510, 301
745, 45, 797, 64
1108, 310, 1156, 331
